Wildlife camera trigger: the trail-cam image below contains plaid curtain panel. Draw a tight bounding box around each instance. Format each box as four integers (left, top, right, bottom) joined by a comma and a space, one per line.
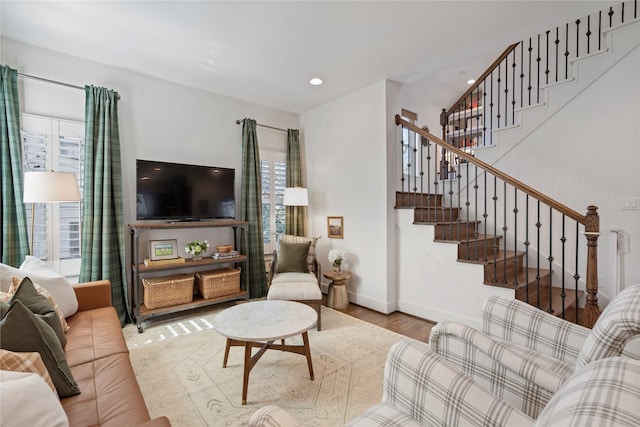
79, 85, 129, 325
285, 129, 304, 236
240, 118, 267, 298
0, 65, 29, 266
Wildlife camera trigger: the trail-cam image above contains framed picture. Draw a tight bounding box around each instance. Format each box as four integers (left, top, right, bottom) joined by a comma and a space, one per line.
149, 239, 178, 261
327, 216, 344, 239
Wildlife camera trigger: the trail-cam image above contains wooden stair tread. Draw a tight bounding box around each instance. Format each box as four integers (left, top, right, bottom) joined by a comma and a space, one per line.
521, 287, 584, 319
483, 267, 552, 288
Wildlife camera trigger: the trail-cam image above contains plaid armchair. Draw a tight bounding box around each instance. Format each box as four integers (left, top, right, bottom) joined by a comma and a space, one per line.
249, 340, 640, 426
429, 284, 640, 419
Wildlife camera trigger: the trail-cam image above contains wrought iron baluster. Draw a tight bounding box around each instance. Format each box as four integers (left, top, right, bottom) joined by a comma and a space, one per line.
482, 80, 488, 146
473, 164, 479, 261
525, 196, 530, 303
511, 50, 516, 126
425, 133, 432, 222
555, 27, 560, 83
513, 188, 519, 287
492, 176, 498, 283
622, 1, 625, 23
400, 133, 406, 201
586, 15, 592, 55
565, 23, 570, 80
536, 33, 541, 103
528, 38, 533, 106
548, 206, 554, 313
504, 57, 509, 128
483, 171, 488, 262
520, 42, 524, 109
599, 11, 602, 51
561, 215, 567, 319
502, 181, 508, 284
608, 6, 614, 28
574, 222, 581, 324
536, 200, 542, 308
545, 30, 550, 85
576, 19, 581, 59
490, 70, 494, 137
497, 62, 502, 128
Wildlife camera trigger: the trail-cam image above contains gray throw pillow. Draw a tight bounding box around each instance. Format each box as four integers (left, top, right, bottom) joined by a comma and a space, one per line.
0, 299, 80, 398
276, 240, 311, 274
10, 277, 66, 347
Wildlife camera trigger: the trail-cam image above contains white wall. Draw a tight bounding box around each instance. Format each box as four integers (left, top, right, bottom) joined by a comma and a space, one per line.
301, 80, 400, 313
2, 38, 297, 261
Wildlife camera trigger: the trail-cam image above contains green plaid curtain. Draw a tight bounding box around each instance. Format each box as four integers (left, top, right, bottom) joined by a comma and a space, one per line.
79, 85, 129, 325
240, 118, 267, 298
285, 129, 304, 236
0, 65, 29, 266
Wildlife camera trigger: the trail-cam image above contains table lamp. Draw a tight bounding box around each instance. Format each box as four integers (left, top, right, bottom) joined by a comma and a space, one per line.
23, 171, 81, 255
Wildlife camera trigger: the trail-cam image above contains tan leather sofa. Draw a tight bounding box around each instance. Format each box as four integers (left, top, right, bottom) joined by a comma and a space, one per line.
60, 280, 170, 427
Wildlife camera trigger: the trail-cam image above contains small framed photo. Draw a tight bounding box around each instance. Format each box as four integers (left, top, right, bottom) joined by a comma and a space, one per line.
327, 216, 344, 239
149, 239, 178, 261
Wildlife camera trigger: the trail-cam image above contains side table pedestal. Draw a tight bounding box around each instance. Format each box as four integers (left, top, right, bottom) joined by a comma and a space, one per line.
323, 270, 352, 310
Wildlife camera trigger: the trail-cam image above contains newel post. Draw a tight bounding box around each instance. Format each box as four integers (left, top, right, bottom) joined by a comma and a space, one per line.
584, 205, 601, 328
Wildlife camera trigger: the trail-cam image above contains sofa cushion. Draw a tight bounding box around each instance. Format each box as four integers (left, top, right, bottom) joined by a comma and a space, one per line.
0, 299, 80, 398
268, 277, 322, 300
62, 353, 152, 427
9, 277, 67, 347
0, 348, 56, 394
276, 240, 311, 273
0, 370, 70, 427
11, 276, 70, 332
64, 306, 129, 368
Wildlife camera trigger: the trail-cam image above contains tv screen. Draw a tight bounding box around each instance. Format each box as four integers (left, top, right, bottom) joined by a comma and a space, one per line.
136, 160, 235, 221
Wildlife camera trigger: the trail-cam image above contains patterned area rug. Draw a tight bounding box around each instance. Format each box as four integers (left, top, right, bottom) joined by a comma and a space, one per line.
124, 304, 409, 426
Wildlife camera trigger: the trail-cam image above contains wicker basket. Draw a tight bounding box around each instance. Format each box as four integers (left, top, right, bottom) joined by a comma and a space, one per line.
196, 268, 241, 299
142, 274, 194, 309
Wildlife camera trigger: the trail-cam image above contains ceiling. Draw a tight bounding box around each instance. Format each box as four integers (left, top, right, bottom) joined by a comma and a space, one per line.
1, 1, 611, 114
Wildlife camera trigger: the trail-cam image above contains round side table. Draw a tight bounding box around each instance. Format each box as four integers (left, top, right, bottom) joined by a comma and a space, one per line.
323, 270, 352, 310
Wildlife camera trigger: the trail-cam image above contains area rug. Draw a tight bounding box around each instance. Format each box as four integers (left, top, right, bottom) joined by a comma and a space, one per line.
123, 304, 410, 426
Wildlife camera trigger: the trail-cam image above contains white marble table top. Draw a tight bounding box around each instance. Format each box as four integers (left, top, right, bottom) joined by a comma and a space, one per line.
214, 300, 317, 342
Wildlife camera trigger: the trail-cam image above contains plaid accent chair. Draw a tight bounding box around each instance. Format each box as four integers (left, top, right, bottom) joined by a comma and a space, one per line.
267, 235, 322, 330
249, 340, 640, 426
429, 284, 640, 419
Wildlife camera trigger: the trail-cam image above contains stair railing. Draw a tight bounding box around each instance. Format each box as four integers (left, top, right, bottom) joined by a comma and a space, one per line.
440, 0, 637, 175
396, 115, 600, 327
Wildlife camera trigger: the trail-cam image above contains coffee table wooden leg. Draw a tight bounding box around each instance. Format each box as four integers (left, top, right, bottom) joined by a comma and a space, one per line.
222, 338, 231, 368
242, 341, 252, 405
302, 331, 314, 380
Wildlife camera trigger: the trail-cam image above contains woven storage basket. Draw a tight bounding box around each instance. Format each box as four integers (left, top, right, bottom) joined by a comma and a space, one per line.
196, 268, 241, 299
143, 274, 194, 309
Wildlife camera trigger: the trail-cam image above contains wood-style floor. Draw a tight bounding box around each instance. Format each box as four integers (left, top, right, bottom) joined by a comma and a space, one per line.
325, 297, 436, 343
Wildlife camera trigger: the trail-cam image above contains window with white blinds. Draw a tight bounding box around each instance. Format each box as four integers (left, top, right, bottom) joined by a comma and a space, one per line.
21, 114, 84, 277
260, 150, 286, 253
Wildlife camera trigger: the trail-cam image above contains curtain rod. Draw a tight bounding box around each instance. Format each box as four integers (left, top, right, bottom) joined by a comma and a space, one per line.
235, 119, 287, 133
18, 72, 121, 100
18, 72, 85, 91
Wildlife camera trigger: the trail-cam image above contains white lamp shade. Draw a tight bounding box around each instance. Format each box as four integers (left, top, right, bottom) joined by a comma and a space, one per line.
23, 171, 81, 203
283, 187, 308, 206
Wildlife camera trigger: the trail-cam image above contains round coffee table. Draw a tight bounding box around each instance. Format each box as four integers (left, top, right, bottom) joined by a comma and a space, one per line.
213, 300, 317, 405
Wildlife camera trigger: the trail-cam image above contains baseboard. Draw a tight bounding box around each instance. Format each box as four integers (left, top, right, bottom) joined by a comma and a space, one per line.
397, 299, 481, 329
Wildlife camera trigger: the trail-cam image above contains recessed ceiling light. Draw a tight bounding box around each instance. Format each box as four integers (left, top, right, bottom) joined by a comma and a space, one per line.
309, 77, 323, 86
467, 79, 476, 85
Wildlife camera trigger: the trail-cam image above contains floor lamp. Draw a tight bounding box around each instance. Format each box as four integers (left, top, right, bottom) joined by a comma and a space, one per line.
23, 171, 81, 256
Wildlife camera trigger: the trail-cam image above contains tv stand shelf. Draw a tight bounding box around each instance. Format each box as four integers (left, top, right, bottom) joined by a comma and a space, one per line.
129, 220, 249, 332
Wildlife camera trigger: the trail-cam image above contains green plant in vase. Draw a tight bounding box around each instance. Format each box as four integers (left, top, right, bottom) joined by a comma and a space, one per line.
185, 240, 209, 260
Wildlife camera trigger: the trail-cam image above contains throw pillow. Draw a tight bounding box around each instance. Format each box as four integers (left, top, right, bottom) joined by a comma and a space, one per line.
276, 240, 311, 274
0, 299, 80, 398
0, 349, 56, 394
9, 277, 67, 347
279, 235, 319, 273
11, 276, 70, 333
20, 256, 78, 317
0, 370, 70, 427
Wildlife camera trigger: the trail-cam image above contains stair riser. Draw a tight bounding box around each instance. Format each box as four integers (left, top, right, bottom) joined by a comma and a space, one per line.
414, 208, 460, 223
434, 224, 478, 240
458, 239, 501, 260
396, 192, 442, 208
483, 255, 524, 283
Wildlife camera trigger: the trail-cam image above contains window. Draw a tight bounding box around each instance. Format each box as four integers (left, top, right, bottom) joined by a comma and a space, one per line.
21, 114, 84, 277
260, 150, 286, 253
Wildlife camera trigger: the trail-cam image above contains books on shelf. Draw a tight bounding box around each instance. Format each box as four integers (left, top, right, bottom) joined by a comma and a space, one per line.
212, 251, 240, 260
143, 257, 185, 267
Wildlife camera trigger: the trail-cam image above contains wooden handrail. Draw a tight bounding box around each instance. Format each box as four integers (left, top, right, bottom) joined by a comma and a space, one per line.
396, 115, 586, 224
443, 42, 520, 120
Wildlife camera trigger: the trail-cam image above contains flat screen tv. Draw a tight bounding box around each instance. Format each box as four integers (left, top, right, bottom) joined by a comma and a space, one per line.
136, 159, 235, 221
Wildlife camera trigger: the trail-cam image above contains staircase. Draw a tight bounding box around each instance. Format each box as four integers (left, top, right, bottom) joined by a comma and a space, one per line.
396, 191, 581, 321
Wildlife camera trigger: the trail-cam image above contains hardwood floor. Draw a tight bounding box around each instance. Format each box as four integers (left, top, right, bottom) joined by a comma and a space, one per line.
324, 297, 436, 343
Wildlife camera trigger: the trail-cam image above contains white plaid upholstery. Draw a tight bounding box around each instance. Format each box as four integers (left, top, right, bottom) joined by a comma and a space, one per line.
249, 340, 640, 427
534, 357, 640, 427
431, 285, 640, 419
577, 284, 640, 367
